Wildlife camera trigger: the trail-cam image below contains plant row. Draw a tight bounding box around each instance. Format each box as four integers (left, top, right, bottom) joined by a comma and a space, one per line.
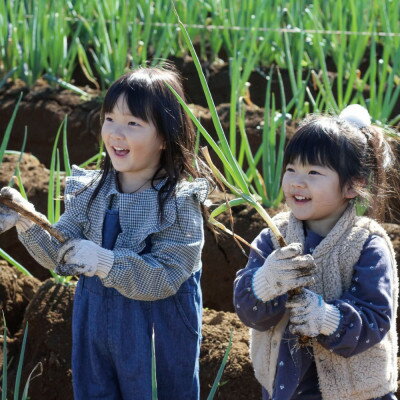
0, 0, 399, 117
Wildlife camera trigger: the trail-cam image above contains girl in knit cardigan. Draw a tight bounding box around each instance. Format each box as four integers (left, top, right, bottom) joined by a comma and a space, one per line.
234, 105, 398, 400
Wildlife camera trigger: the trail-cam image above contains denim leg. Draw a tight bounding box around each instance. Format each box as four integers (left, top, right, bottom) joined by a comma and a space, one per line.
108, 294, 153, 400
152, 288, 202, 400
72, 278, 122, 400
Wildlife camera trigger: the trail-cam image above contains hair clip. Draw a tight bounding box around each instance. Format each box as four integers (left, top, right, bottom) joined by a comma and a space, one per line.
339, 104, 371, 129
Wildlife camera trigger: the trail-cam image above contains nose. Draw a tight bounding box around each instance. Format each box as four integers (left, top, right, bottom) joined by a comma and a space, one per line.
290, 174, 306, 188
105, 123, 125, 140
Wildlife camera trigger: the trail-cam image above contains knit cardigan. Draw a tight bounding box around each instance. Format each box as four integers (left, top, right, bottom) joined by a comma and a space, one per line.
250, 205, 398, 400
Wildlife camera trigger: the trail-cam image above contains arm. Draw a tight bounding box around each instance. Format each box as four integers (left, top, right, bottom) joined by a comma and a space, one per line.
18, 210, 85, 270
316, 235, 394, 357
0, 186, 84, 270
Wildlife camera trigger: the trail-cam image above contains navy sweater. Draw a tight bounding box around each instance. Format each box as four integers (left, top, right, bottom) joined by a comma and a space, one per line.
234, 227, 396, 400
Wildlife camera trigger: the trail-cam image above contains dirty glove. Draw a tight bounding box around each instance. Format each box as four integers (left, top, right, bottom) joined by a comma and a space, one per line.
0, 187, 36, 233
56, 239, 114, 278
287, 288, 341, 337
252, 243, 316, 302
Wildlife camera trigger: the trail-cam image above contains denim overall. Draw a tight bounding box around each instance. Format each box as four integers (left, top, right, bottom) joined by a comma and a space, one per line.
71, 200, 202, 399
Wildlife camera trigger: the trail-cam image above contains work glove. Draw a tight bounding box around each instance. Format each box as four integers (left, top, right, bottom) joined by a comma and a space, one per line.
287, 288, 341, 337
0, 187, 36, 233
56, 239, 114, 278
252, 243, 316, 302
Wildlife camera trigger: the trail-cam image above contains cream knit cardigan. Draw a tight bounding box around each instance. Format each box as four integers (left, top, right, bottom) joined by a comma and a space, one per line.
250, 205, 398, 400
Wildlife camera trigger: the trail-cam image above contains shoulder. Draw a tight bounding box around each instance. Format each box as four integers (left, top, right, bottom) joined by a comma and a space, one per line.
355, 220, 398, 284
354, 216, 395, 254
146, 178, 210, 229
354, 216, 388, 237
361, 234, 393, 264
174, 178, 210, 205
65, 165, 102, 196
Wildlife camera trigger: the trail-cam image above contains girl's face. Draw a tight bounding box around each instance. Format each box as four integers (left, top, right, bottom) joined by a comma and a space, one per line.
101, 95, 164, 188
282, 159, 357, 236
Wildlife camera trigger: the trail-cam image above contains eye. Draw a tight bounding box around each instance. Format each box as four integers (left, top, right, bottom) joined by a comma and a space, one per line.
285, 166, 295, 172
309, 170, 321, 175
128, 121, 140, 127
105, 116, 113, 122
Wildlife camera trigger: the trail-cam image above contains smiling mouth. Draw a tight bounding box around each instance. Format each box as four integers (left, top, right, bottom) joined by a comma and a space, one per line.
293, 195, 311, 203
112, 146, 130, 157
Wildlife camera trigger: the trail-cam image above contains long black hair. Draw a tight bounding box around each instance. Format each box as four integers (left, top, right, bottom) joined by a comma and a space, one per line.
86, 65, 212, 220
283, 114, 394, 221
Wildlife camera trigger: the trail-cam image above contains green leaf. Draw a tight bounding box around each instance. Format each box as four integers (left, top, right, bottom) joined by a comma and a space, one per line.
0, 92, 23, 167
206, 329, 233, 399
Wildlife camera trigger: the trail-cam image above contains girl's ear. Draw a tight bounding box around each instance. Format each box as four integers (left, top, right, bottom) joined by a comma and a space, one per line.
344, 186, 358, 199
343, 179, 364, 199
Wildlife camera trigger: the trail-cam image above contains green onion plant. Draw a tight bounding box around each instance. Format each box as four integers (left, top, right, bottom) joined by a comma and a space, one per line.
1, 316, 42, 400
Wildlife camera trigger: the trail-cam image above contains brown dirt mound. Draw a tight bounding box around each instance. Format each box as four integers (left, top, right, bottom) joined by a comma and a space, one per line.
0, 260, 40, 335
0, 154, 55, 280
0, 153, 50, 214
6, 279, 75, 400
0, 79, 102, 168
201, 309, 260, 399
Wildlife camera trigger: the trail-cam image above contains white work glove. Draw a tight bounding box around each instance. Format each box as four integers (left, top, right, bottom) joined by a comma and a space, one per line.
0, 187, 36, 233
56, 239, 114, 278
287, 288, 341, 337
252, 243, 316, 302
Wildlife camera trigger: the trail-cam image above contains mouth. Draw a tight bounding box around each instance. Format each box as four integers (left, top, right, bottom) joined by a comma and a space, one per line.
292, 194, 311, 203
112, 146, 130, 157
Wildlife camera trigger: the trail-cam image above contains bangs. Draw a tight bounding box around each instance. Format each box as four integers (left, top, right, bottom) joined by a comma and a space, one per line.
101, 73, 156, 123
283, 122, 343, 171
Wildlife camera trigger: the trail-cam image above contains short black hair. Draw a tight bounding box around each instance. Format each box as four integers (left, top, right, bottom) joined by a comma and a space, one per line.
283, 116, 367, 190
283, 114, 394, 220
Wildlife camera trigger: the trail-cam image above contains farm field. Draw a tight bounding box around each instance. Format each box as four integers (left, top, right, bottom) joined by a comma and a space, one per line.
1, 1, 400, 399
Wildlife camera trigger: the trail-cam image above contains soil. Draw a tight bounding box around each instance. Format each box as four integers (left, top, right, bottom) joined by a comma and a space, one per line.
0, 154, 55, 280
200, 309, 260, 400
0, 79, 102, 168
5, 279, 75, 400
0, 261, 40, 335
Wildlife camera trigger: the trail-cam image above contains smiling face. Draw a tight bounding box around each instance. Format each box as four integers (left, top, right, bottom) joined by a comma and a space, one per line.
282, 160, 357, 236
101, 95, 164, 191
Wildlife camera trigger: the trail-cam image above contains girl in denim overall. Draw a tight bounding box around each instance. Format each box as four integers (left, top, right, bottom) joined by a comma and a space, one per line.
0, 66, 211, 399
234, 105, 398, 400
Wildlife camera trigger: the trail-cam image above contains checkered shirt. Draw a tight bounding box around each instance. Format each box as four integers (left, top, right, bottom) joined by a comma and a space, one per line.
18, 165, 209, 301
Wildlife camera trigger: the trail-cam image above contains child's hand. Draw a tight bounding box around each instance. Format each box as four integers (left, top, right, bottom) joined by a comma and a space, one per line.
287, 288, 341, 337
0, 187, 35, 233
56, 239, 114, 278
253, 243, 316, 302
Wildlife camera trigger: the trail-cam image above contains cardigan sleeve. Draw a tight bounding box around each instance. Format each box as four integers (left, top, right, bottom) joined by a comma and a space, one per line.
100, 193, 205, 301
233, 229, 288, 331
317, 235, 394, 357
